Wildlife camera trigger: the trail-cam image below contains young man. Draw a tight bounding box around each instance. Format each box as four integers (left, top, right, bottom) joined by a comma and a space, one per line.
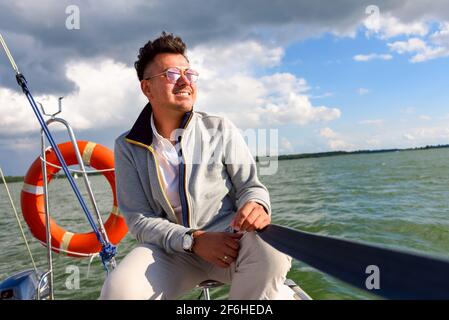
100, 32, 292, 300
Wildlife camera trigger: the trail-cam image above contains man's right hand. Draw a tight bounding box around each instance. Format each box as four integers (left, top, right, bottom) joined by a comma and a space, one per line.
192, 231, 243, 268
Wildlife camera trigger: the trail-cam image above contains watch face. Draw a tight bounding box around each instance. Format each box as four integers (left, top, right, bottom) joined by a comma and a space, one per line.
183, 234, 193, 250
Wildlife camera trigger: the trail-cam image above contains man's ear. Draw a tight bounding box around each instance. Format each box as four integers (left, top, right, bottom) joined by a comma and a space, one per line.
140, 79, 152, 100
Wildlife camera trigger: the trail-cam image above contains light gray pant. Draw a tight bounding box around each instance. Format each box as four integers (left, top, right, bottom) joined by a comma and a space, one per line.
99, 231, 292, 300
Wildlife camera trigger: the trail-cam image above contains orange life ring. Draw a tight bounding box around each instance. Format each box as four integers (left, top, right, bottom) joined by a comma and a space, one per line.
20, 140, 128, 257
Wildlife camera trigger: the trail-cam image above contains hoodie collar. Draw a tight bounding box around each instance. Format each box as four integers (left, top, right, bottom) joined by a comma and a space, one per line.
125, 102, 193, 148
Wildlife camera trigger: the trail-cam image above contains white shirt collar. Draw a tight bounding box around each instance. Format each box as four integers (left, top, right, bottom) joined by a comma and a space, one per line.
150, 113, 165, 144
150, 114, 180, 165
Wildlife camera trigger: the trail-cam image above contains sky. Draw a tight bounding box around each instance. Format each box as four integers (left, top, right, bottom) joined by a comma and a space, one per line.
0, 0, 448, 175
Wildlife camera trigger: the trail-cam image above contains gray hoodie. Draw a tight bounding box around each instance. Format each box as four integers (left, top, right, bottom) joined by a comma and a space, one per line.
115, 103, 271, 254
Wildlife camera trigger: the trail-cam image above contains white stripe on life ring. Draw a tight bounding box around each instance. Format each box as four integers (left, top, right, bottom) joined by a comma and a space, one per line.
112, 206, 121, 217
60, 231, 74, 253
82, 142, 96, 166
22, 183, 44, 195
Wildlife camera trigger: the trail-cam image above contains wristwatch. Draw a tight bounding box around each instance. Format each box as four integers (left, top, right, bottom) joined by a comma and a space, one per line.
182, 229, 197, 253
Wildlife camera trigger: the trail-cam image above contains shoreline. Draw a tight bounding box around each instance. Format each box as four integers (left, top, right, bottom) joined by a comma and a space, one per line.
258, 144, 449, 162
2, 144, 448, 183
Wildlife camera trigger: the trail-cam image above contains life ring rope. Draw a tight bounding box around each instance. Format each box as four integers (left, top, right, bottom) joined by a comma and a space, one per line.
38, 157, 115, 173
35, 239, 98, 257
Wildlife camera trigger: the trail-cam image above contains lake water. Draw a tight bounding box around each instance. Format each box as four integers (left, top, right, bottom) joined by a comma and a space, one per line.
1, 148, 448, 300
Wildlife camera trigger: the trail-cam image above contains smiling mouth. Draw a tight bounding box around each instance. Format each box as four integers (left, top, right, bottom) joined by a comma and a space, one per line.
174, 92, 191, 96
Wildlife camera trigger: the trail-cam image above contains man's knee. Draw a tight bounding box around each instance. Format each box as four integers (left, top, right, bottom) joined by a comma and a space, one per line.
99, 269, 154, 300
239, 231, 292, 276
98, 245, 160, 300
99, 271, 126, 299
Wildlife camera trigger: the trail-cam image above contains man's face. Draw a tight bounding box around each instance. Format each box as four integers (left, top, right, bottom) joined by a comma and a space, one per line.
141, 53, 197, 114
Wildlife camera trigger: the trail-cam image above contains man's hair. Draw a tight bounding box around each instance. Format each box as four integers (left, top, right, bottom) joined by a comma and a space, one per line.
134, 31, 188, 81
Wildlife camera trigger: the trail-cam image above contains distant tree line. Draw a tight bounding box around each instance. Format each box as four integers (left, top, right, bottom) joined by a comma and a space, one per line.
256, 144, 449, 162
0, 176, 24, 184
0, 171, 104, 184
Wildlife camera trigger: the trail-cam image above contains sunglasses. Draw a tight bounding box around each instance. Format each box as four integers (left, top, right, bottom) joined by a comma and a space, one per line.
145, 67, 199, 84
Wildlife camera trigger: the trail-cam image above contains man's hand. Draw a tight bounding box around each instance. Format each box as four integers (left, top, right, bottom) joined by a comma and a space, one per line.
230, 201, 271, 232
192, 231, 243, 268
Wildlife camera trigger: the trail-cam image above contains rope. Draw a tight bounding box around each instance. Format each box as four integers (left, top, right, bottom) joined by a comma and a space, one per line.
39, 156, 115, 173
37, 240, 103, 279
35, 239, 97, 257
36, 240, 116, 275
86, 253, 100, 279
0, 34, 19, 73
0, 166, 38, 273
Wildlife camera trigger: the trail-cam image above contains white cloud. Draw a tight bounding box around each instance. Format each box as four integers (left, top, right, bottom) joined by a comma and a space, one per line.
261, 73, 310, 96
0, 88, 40, 135
63, 59, 145, 129
431, 22, 449, 46
363, 11, 449, 63
388, 36, 449, 63
419, 115, 432, 121
364, 13, 429, 39
0, 59, 146, 135
388, 38, 428, 53
319, 127, 352, 150
260, 93, 341, 127
400, 126, 449, 144
192, 41, 341, 128
320, 127, 338, 139
413, 127, 449, 139
353, 53, 393, 62
328, 139, 351, 150
337, 120, 449, 153
190, 41, 284, 78
280, 137, 294, 153
357, 88, 371, 95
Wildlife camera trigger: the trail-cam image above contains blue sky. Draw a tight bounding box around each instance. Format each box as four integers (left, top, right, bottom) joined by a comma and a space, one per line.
1, 1, 449, 175
276, 31, 449, 152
